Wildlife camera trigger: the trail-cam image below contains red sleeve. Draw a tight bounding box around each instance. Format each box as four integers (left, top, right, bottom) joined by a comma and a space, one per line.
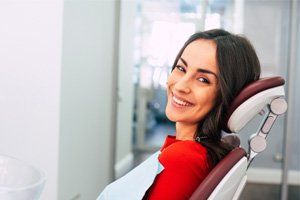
145, 141, 211, 200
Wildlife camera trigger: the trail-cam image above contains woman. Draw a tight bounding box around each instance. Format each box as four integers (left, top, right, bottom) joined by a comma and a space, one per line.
97, 29, 261, 200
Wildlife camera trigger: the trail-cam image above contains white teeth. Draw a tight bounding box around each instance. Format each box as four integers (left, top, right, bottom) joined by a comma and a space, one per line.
172, 96, 192, 106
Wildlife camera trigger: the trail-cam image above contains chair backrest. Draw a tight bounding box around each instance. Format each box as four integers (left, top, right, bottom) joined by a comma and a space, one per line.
190, 76, 287, 200
190, 148, 246, 200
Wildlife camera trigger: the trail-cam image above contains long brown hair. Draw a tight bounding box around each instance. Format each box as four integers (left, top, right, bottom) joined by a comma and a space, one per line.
171, 29, 261, 166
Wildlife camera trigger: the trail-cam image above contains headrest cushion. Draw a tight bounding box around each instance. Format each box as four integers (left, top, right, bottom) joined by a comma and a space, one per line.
223, 76, 285, 133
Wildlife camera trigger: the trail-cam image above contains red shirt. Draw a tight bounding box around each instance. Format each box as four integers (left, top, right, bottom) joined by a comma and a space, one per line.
144, 135, 211, 200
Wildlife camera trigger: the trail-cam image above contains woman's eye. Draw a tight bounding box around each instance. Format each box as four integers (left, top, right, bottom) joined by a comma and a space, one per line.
176, 65, 186, 72
198, 77, 210, 84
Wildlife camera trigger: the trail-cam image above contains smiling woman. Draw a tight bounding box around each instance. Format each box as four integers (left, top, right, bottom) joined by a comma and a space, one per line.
165, 40, 219, 136
97, 29, 261, 200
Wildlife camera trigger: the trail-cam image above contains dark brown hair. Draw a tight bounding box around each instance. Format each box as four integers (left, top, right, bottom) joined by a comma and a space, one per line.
171, 29, 261, 166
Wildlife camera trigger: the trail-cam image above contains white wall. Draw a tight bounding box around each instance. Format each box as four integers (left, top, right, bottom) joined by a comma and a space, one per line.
0, 1, 63, 200
244, 0, 286, 75
115, 0, 136, 179
59, 0, 118, 199
0, 0, 119, 200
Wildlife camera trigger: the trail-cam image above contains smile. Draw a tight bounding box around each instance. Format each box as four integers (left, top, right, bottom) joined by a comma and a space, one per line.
172, 94, 194, 107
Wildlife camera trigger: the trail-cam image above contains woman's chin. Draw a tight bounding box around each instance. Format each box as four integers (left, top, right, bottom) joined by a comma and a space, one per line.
165, 109, 176, 122
165, 115, 176, 123
165, 108, 182, 123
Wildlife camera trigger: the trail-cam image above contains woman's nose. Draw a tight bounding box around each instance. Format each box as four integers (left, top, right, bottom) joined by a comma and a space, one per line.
173, 76, 191, 93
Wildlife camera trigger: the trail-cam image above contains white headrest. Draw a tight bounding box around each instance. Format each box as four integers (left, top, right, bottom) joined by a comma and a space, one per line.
223, 76, 285, 133
227, 86, 285, 133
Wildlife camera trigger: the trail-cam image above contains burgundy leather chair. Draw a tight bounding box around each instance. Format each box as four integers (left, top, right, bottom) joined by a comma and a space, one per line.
190, 76, 287, 200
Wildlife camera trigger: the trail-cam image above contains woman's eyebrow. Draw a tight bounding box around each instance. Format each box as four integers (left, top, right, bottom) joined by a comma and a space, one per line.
197, 68, 218, 78
179, 57, 188, 66
179, 57, 218, 78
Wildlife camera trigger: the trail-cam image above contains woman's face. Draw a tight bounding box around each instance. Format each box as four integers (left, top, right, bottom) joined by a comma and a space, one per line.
165, 39, 219, 126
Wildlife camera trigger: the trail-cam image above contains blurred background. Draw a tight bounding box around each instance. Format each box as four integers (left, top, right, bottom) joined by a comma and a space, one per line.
0, 0, 299, 199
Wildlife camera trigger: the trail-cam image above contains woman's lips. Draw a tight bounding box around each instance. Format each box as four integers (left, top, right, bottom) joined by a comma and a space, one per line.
171, 93, 194, 107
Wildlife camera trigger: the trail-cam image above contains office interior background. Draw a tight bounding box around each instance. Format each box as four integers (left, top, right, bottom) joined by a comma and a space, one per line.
0, 0, 299, 199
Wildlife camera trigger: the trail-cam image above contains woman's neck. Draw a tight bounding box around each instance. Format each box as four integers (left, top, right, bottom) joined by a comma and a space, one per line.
175, 122, 197, 141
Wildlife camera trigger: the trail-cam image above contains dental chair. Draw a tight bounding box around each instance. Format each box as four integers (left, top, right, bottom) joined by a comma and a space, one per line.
190, 76, 287, 200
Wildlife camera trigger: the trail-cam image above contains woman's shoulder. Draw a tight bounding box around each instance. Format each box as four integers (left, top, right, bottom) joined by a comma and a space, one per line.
162, 138, 207, 155
159, 139, 209, 169
160, 135, 207, 153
